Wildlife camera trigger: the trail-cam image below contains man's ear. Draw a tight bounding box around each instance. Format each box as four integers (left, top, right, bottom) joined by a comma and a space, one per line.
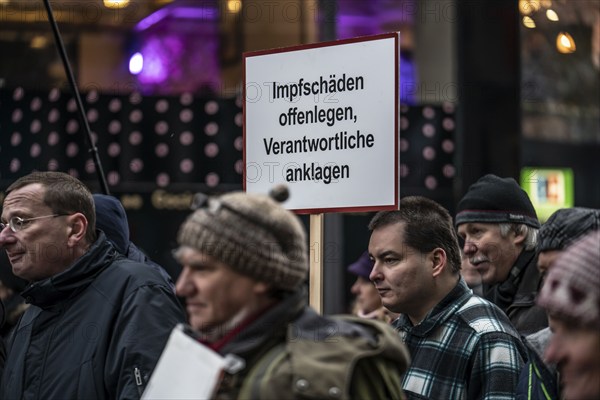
66, 213, 88, 247
430, 248, 447, 278
512, 228, 527, 247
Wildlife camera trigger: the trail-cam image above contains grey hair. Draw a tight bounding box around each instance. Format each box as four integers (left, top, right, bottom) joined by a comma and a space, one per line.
499, 223, 538, 251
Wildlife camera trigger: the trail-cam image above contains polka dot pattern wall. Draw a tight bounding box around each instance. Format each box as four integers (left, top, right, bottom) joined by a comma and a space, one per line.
0, 88, 455, 197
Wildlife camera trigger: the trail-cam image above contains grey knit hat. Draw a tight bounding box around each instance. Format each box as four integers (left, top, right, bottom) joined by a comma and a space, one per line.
455, 174, 540, 229
537, 231, 600, 328
177, 189, 308, 291
538, 207, 600, 252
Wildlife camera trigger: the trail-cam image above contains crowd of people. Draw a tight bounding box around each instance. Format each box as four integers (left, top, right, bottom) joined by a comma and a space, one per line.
0, 170, 597, 399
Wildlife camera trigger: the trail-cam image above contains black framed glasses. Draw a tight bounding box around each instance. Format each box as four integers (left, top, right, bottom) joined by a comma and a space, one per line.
0, 214, 67, 233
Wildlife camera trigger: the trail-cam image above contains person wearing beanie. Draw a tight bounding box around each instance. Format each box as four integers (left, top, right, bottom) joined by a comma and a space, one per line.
172, 188, 410, 399
514, 208, 599, 400
347, 251, 398, 323
537, 231, 600, 400
456, 174, 547, 335
93, 194, 175, 291
369, 196, 527, 399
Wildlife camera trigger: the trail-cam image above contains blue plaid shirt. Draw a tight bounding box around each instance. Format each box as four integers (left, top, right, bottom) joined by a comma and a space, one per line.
393, 279, 526, 399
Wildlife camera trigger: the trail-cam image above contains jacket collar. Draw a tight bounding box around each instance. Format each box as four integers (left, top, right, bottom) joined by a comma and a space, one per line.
394, 278, 472, 337
21, 232, 118, 308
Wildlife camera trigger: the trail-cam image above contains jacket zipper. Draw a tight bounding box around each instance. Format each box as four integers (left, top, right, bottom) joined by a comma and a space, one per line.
134, 367, 144, 396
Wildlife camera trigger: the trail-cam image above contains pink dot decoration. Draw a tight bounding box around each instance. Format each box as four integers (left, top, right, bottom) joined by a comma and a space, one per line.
67, 98, 77, 112
425, 176, 438, 190
130, 158, 144, 173
10, 159, 21, 173
109, 98, 122, 113
87, 109, 98, 123
155, 143, 169, 158
86, 159, 96, 174
12, 109, 23, 123
108, 143, 121, 157
443, 164, 456, 178
234, 136, 243, 151
205, 172, 220, 187
107, 171, 120, 186
443, 118, 455, 131
422, 124, 436, 138
11, 132, 22, 146
204, 143, 219, 158
155, 121, 169, 135
30, 97, 42, 111
180, 109, 193, 123
422, 106, 435, 119
204, 122, 218, 136
400, 164, 410, 178
48, 132, 60, 146
129, 109, 143, 124
205, 101, 219, 115
423, 146, 436, 161
30, 120, 42, 134
180, 159, 194, 173
13, 87, 24, 101
442, 102, 455, 114
86, 90, 99, 104
66, 142, 79, 157
48, 108, 60, 123
180, 93, 193, 106
156, 173, 170, 187
129, 92, 142, 105
234, 113, 243, 127
129, 131, 143, 146
108, 120, 122, 135
30, 143, 41, 158
48, 159, 59, 171
400, 117, 409, 130
48, 88, 60, 102
155, 99, 169, 113
179, 131, 194, 146
235, 160, 244, 174
68, 169, 79, 178
66, 120, 79, 134
442, 139, 455, 153
400, 138, 409, 152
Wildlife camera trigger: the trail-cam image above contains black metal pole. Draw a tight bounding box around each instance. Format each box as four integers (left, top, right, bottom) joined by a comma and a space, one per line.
42, 0, 110, 195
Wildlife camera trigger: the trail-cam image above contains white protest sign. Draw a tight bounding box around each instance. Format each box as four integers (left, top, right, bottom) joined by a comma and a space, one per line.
244, 33, 400, 213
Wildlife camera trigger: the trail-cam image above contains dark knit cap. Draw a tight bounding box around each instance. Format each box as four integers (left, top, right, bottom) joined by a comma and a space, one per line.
537, 231, 600, 328
177, 189, 308, 291
347, 251, 373, 280
538, 207, 600, 252
455, 174, 540, 229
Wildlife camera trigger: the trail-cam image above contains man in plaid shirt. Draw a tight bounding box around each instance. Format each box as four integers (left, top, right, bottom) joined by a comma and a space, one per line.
369, 196, 527, 399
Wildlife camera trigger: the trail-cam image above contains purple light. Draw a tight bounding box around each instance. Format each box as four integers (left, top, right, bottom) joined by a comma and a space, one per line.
135, 6, 218, 32
129, 52, 143, 75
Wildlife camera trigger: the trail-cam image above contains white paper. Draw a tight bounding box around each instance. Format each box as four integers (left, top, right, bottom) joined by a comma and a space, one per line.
141, 324, 225, 400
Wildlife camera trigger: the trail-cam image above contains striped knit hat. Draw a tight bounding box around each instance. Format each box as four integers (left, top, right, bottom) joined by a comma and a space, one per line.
177, 188, 308, 291
537, 231, 600, 328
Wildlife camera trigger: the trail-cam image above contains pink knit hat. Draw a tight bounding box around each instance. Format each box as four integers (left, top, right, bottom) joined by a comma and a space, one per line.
537, 231, 600, 328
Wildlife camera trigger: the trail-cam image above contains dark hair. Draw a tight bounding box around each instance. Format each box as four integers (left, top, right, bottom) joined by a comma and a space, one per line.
6, 171, 97, 244
369, 196, 462, 273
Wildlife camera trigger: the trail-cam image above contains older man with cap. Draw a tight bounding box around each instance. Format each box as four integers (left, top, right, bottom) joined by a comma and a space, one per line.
456, 174, 547, 335
537, 231, 600, 400
172, 188, 410, 399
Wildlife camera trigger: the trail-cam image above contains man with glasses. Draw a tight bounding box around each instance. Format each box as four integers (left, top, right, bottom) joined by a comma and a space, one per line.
0, 171, 185, 399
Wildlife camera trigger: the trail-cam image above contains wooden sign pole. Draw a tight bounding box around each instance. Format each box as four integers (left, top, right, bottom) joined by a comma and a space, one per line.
309, 213, 324, 314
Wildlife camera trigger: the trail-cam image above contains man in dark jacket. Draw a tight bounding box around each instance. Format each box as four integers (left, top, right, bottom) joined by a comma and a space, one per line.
456, 174, 547, 335
0, 171, 186, 399
170, 188, 410, 399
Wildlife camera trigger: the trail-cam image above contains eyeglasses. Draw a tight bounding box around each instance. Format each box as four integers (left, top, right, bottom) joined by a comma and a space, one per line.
0, 214, 66, 233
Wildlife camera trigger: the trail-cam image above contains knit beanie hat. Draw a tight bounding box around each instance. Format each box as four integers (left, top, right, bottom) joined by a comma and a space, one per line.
347, 251, 374, 280
455, 174, 540, 228
537, 231, 600, 328
538, 207, 600, 252
177, 188, 308, 291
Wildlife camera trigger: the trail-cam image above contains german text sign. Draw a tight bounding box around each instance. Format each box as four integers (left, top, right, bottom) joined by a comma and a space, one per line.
244, 33, 399, 213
